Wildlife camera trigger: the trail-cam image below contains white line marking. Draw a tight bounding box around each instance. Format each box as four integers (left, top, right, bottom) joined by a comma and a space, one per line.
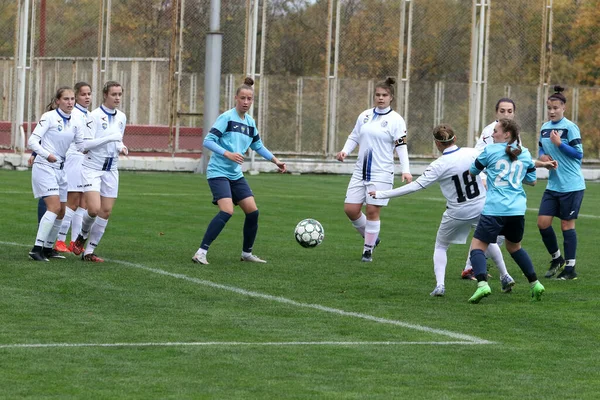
0, 341, 484, 349
0, 241, 494, 345
0, 190, 198, 197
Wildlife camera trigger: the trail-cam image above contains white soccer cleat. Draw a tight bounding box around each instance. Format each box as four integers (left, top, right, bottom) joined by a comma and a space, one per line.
430, 284, 445, 297
240, 254, 267, 263
192, 252, 209, 265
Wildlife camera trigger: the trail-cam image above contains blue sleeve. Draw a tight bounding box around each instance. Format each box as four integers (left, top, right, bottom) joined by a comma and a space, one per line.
558, 143, 583, 160
470, 150, 487, 175
255, 146, 274, 161
203, 136, 226, 156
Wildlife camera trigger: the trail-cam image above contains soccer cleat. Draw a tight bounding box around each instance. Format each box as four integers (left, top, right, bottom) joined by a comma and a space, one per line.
361, 250, 372, 262
240, 254, 267, 263
375, 237, 381, 247
28, 250, 49, 262
461, 268, 476, 280
530, 281, 545, 301
82, 253, 104, 263
43, 248, 66, 259
54, 240, 71, 253
430, 285, 445, 297
192, 252, 209, 265
556, 268, 578, 280
72, 234, 86, 256
500, 274, 516, 293
67, 241, 75, 252
544, 256, 565, 278
468, 283, 491, 304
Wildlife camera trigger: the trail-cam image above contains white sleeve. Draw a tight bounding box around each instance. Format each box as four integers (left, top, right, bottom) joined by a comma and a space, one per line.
395, 143, 410, 173
375, 181, 424, 199
341, 115, 363, 154
28, 114, 51, 160
83, 133, 122, 150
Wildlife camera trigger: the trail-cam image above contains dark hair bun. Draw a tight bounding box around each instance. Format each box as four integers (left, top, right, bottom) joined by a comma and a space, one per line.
385, 77, 396, 86
244, 77, 254, 86
553, 85, 565, 93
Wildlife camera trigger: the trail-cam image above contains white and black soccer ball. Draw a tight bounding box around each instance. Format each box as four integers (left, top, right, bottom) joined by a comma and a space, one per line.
294, 218, 325, 248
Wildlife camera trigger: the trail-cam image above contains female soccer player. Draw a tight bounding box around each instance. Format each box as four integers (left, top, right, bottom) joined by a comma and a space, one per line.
54, 82, 93, 253
27, 87, 84, 261
370, 125, 513, 297
467, 119, 555, 303
336, 77, 411, 262
71, 81, 128, 262
537, 86, 585, 280
192, 77, 287, 265
461, 98, 517, 280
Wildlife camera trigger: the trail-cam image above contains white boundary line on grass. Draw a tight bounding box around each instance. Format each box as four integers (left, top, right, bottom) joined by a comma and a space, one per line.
0, 341, 484, 349
1, 240, 494, 346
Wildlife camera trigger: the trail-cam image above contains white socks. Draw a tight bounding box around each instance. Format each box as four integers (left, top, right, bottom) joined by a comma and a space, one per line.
85, 216, 108, 255
57, 207, 75, 242
364, 220, 380, 252
351, 213, 367, 237
433, 243, 449, 286
72, 207, 86, 242
35, 211, 57, 248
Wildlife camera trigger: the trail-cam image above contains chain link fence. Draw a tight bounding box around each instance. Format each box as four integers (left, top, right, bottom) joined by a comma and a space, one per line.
2, 0, 600, 160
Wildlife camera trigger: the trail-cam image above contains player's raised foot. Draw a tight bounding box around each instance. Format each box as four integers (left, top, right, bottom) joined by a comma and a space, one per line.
556, 268, 578, 280
430, 285, 445, 297
192, 252, 209, 265
28, 249, 49, 262
500, 274, 515, 293
468, 282, 491, 304
54, 240, 71, 253
544, 256, 565, 278
530, 281, 545, 301
361, 250, 372, 262
461, 268, 476, 280
43, 248, 66, 259
82, 253, 104, 263
241, 254, 267, 263
72, 234, 86, 256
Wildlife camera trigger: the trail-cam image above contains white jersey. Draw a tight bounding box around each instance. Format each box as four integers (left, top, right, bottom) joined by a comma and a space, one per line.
475, 121, 495, 153
83, 105, 127, 171
66, 104, 91, 159
346, 107, 407, 185
28, 108, 84, 169
377, 146, 486, 220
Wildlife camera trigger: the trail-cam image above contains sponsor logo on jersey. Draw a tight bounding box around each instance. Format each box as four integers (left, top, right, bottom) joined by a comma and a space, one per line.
38, 119, 45, 126
86, 121, 93, 128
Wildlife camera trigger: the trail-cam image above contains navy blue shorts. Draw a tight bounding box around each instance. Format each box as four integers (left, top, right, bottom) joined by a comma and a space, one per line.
474, 215, 525, 244
207, 177, 254, 205
538, 189, 584, 220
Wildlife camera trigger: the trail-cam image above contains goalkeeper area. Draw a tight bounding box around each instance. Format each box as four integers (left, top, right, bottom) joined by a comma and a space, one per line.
1, 170, 599, 398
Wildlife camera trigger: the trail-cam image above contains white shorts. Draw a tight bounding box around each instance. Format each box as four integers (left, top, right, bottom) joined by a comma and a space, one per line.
32, 163, 67, 201
65, 153, 85, 192
344, 176, 392, 206
435, 213, 480, 245
82, 167, 119, 198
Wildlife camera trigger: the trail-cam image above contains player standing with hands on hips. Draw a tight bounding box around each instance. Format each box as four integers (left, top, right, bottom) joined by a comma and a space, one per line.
336, 77, 411, 262
72, 81, 128, 262
27, 87, 84, 261
192, 77, 287, 265
537, 86, 586, 280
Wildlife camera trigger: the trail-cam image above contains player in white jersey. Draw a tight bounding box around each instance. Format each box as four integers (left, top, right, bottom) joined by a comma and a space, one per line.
370, 125, 514, 296
72, 81, 128, 262
462, 98, 516, 280
336, 77, 411, 262
27, 87, 85, 261
54, 82, 93, 253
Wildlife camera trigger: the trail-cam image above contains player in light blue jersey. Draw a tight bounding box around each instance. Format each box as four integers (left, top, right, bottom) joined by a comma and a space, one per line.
537, 86, 586, 280
192, 77, 287, 265
467, 119, 555, 303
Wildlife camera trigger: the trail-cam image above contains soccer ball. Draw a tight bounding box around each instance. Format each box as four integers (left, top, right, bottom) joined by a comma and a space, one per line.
294, 218, 325, 248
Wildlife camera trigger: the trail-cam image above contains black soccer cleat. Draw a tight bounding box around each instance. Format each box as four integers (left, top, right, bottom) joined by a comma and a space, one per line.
43, 248, 66, 259
29, 250, 49, 262
544, 256, 565, 278
361, 250, 373, 262
556, 268, 577, 280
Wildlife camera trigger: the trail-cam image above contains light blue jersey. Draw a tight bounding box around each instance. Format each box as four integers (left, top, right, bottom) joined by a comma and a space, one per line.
204, 108, 265, 180
539, 117, 586, 192
470, 143, 536, 216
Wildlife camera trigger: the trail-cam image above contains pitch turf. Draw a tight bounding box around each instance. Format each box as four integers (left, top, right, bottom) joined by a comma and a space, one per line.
1, 170, 599, 399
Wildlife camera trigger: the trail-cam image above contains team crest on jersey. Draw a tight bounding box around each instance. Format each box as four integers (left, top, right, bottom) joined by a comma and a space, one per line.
57, 124, 63, 132
381, 120, 388, 127
119, 121, 124, 130
363, 115, 370, 123
102, 122, 108, 129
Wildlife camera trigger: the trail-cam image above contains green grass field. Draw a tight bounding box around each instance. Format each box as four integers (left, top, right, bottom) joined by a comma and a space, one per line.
1, 170, 599, 399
